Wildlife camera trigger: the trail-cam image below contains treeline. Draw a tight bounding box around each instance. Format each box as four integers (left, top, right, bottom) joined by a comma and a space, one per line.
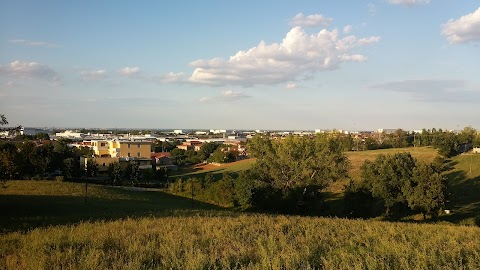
0, 139, 91, 181
332, 126, 479, 158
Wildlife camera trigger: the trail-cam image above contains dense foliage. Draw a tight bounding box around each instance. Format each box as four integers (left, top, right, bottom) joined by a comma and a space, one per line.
346, 153, 446, 218
0, 139, 92, 181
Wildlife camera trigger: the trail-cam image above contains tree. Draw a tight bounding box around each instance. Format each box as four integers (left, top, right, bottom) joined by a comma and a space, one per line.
198, 142, 219, 161
248, 135, 349, 212
0, 114, 7, 126
208, 147, 226, 163
360, 153, 416, 215
86, 159, 99, 178
108, 162, 123, 186
404, 162, 445, 219
0, 142, 18, 180
234, 170, 257, 209
62, 158, 77, 180
0, 114, 21, 133
125, 161, 140, 186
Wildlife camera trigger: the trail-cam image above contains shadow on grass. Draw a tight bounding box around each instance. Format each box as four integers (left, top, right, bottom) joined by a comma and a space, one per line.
0, 191, 223, 233
439, 168, 480, 224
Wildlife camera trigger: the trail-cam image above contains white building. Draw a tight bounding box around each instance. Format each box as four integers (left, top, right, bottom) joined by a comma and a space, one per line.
55, 130, 84, 139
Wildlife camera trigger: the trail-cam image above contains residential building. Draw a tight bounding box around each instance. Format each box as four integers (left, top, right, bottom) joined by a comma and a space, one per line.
177, 141, 203, 151
88, 139, 152, 159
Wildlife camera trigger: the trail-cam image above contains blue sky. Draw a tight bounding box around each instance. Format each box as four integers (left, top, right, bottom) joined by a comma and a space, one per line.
1, 0, 479, 131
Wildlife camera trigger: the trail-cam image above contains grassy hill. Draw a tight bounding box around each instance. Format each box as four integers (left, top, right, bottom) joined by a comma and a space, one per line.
0, 180, 220, 233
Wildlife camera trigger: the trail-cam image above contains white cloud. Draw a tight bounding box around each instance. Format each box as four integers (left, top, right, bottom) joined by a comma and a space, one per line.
119, 66, 140, 76
289, 13, 333, 28
339, 54, 368, 62
188, 27, 380, 86
343, 25, 353, 34
200, 90, 251, 103
80, 69, 107, 81
442, 7, 480, 44
385, 0, 430, 6
156, 72, 186, 83
286, 83, 297, 89
8, 39, 58, 48
0, 60, 59, 82
199, 97, 212, 103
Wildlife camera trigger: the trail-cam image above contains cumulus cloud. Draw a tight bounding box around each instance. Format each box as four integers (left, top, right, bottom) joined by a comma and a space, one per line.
188, 26, 380, 86
385, 0, 430, 6
289, 13, 333, 28
442, 7, 480, 44
0, 60, 59, 82
80, 69, 107, 81
371, 79, 480, 103
200, 90, 251, 103
8, 39, 58, 48
119, 66, 140, 76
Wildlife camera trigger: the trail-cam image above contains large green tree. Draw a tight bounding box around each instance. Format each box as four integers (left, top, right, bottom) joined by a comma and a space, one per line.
404, 162, 445, 219
248, 135, 349, 210
361, 153, 416, 215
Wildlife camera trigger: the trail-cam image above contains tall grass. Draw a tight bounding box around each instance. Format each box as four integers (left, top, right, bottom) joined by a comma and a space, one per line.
1, 214, 480, 269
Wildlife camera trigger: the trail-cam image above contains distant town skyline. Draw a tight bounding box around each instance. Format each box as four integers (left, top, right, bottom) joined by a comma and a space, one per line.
1, 1, 479, 131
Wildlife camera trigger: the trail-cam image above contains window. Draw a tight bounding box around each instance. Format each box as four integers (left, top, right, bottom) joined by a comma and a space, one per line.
102, 163, 106, 166
137, 152, 140, 157
128, 153, 131, 157
101, 143, 105, 147
128, 144, 131, 148
137, 143, 141, 148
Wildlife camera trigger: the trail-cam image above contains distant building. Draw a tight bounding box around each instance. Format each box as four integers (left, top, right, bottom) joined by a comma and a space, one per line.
210, 129, 226, 134
56, 130, 84, 139
177, 141, 203, 151
377, 128, 397, 134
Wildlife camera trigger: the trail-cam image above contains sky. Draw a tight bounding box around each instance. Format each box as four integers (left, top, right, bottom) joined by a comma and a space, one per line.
1, 0, 479, 131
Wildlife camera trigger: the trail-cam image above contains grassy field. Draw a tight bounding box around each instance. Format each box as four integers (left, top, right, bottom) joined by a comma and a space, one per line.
171, 158, 256, 179
1, 214, 480, 269
0, 180, 220, 233
442, 153, 480, 224
345, 147, 439, 180
172, 147, 439, 181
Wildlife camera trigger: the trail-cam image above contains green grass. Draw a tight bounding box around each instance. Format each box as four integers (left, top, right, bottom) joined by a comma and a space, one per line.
171, 158, 256, 179
1, 214, 480, 269
0, 180, 221, 233
345, 146, 439, 180
441, 153, 480, 224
